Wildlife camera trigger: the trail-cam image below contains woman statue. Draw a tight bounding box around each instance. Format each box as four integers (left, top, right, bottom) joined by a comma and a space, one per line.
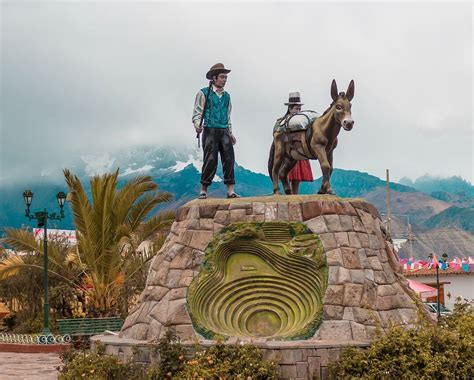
273, 92, 314, 194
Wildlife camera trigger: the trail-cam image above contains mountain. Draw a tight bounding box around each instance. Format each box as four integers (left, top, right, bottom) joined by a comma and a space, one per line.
399, 175, 474, 208
397, 228, 474, 259
1, 145, 472, 259
423, 206, 474, 234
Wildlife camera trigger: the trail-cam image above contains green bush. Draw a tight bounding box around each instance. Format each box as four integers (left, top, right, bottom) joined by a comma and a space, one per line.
176, 340, 278, 379
58, 348, 146, 380
59, 328, 278, 380
330, 300, 474, 379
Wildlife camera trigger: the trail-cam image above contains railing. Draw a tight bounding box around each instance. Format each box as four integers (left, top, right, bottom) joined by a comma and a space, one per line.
0, 333, 71, 344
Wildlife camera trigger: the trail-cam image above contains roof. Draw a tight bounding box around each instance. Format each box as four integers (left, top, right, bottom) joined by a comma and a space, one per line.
403, 267, 473, 277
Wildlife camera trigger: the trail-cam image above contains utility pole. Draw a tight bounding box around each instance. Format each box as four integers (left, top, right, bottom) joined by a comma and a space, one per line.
386, 169, 392, 236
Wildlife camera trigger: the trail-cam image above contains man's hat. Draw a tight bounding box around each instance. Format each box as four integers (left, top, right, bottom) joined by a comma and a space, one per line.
284, 92, 304, 106
206, 63, 231, 80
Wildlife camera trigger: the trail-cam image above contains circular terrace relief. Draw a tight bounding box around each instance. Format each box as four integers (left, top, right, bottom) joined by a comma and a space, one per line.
187, 222, 328, 340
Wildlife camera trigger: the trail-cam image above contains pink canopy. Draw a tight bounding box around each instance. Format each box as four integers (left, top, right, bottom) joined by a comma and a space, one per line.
408, 279, 438, 299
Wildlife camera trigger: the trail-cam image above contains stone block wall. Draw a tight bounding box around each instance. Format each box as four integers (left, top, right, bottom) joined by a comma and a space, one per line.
120, 195, 422, 343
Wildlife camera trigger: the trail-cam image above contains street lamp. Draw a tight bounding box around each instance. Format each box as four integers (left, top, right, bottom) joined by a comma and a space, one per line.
428, 252, 448, 319
22, 190, 67, 336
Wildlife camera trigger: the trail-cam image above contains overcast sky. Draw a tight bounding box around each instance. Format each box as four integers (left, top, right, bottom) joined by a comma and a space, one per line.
1, 1, 473, 185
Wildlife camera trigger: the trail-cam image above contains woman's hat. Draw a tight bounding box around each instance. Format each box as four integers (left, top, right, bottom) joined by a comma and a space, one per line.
206, 63, 231, 80
284, 92, 304, 106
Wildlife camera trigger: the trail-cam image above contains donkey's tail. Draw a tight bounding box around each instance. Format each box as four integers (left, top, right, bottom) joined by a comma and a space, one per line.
268, 142, 275, 181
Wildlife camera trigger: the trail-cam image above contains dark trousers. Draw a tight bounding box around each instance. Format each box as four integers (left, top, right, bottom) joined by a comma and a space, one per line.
201, 128, 235, 186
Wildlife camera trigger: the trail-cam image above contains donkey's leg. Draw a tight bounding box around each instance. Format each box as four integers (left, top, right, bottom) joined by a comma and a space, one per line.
313, 144, 334, 194
272, 141, 285, 194
280, 158, 296, 195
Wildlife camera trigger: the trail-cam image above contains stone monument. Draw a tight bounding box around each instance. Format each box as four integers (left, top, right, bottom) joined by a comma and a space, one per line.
94, 195, 425, 379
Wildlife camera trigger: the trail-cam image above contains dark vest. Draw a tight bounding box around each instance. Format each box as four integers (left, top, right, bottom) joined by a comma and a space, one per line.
201, 87, 230, 129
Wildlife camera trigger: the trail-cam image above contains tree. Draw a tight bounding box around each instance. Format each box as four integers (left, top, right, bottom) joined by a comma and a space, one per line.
63, 169, 173, 316
0, 169, 174, 318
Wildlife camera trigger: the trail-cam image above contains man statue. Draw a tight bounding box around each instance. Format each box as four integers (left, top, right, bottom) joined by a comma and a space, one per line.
192, 63, 239, 199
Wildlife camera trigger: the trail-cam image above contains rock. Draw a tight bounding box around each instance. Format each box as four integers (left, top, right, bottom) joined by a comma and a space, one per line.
199, 204, 218, 218
301, 200, 323, 220
230, 209, 247, 222
142, 286, 169, 302
324, 215, 342, 232
357, 232, 370, 247
343, 284, 364, 306
325, 248, 344, 266
334, 232, 350, 247
360, 281, 377, 308
170, 248, 193, 269
167, 301, 191, 325
348, 232, 362, 248
189, 230, 213, 251
229, 202, 252, 210
252, 202, 265, 215
350, 321, 368, 341
199, 218, 214, 231
289, 202, 303, 221
341, 247, 361, 269
377, 285, 397, 297
319, 233, 338, 250
323, 285, 345, 305
317, 320, 352, 340
339, 215, 354, 232
148, 260, 170, 286
368, 256, 383, 271
350, 269, 365, 284
305, 215, 328, 234
323, 305, 344, 319
265, 202, 278, 221
214, 210, 230, 225
169, 287, 187, 301
337, 267, 352, 284
277, 202, 289, 221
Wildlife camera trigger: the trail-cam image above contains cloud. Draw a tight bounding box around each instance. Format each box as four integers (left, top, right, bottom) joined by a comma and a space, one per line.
1, 1, 472, 184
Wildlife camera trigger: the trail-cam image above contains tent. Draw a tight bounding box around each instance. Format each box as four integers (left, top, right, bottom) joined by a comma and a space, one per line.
408, 279, 438, 300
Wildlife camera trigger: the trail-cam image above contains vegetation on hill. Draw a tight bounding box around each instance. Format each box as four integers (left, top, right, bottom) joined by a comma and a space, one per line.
423, 206, 474, 234
400, 174, 474, 198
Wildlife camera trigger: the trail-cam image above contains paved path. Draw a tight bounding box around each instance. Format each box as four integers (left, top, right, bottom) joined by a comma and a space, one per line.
0, 352, 60, 379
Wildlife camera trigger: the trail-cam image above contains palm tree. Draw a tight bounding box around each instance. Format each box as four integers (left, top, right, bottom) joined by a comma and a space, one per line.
0, 169, 173, 317
63, 169, 173, 316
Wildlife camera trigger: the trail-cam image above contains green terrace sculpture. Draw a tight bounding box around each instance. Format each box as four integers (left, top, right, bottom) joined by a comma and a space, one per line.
187, 222, 328, 340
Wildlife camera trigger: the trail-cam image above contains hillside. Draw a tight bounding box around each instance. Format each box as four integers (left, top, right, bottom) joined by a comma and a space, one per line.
423, 206, 474, 234
1, 145, 472, 258
397, 228, 474, 259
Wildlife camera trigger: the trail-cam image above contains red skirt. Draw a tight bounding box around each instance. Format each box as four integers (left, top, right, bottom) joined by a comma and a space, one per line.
288, 160, 313, 181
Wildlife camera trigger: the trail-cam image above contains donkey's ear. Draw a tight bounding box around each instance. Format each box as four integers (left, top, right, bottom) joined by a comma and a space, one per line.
331, 79, 338, 101
346, 80, 355, 101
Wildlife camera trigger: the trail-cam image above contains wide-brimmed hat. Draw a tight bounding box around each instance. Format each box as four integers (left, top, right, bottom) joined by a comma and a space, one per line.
206, 63, 231, 80
284, 92, 304, 106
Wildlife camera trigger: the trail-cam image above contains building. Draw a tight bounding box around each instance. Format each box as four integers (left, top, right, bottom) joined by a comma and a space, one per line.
403, 262, 473, 310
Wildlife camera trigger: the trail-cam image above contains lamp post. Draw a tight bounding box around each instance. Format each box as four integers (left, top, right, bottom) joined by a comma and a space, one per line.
22, 190, 67, 336
428, 252, 448, 319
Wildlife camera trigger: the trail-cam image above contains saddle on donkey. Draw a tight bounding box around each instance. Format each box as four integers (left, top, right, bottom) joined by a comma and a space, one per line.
273, 110, 319, 133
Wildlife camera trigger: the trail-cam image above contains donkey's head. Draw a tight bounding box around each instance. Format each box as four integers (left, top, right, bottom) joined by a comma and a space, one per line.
331, 79, 355, 131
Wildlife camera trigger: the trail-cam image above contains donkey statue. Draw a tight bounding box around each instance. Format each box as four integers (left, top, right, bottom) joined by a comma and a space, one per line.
268, 79, 355, 195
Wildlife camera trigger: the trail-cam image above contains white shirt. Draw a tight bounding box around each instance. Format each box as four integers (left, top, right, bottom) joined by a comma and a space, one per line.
192, 85, 233, 133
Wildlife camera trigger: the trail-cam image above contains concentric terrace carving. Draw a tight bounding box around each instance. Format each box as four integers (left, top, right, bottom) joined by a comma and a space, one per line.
187, 222, 327, 340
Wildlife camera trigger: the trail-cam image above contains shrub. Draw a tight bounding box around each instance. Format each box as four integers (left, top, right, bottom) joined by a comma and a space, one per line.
58, 348, 146, 380
176, 340, 278, 379
147, 328, 187, 379
330, 300, 474, 379
3, 312, 16, 329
